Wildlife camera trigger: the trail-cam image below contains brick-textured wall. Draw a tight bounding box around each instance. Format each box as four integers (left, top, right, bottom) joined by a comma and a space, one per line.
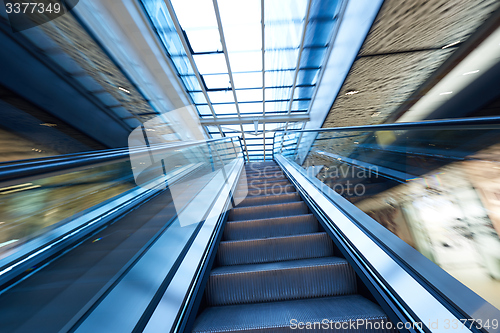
321, 0, 500, 129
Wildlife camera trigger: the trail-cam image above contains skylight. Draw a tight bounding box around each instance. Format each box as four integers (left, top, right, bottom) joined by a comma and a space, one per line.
140, 0, 343, 160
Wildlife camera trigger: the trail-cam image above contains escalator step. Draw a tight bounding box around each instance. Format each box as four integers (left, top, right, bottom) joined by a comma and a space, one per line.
228, 201, 308, 221
237, 179, 291, 190
234, 185, 296, 197
206, 257, 357, 306
236, 192, 301, 207
217, 232, 334, 266
193, 295, 393, 333
223, 214, 317, 241
245, 174, 286, 181
245, 173, 284, 179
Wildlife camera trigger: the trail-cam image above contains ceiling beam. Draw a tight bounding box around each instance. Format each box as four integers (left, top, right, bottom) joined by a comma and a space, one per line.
261, 0, 266, 160
212, 0, 250, 161
201, 114, 309, 126
163, 0, 225, 138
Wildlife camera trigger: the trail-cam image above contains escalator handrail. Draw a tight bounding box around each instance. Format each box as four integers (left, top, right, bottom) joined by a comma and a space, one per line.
0, 136, 239, 187
275, 115, 500, 134
276, 154, 500, 333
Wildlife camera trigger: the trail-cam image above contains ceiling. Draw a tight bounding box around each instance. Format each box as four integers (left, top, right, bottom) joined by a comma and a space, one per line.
140, 0, 344, 161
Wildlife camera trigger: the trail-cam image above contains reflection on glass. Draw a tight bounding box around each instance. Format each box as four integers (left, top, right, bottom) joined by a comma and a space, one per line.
275, 128, 500, 310
0, 138, 242, 261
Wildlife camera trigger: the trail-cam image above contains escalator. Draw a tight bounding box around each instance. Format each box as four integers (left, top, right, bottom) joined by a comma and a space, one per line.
192, 161, 393, 332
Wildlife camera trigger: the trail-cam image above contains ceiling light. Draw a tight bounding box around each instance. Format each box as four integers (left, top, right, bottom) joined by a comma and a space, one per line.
463, 70, 480, 75
442, 40, 461, 49
439, 91, 453, 95
345, 90, 359, 95
119, 87, 131, 94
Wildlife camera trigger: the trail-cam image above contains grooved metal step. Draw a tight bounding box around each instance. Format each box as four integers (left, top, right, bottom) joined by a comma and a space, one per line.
238, 179, 291, 190
223, 214, 317, 241
192, 162, 392, 333
192, 295, 393, 333
234, 185, 296, 197
236, 192, 301, 207
245, 174, 286, 182
245, 171, 283, 177
217, 232, 334, 265
228, 201, 308, 221
205, 257, 357, 306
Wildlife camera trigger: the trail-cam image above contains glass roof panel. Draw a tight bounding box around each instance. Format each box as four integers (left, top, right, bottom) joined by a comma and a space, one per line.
171, 55, 194, 75
193, 53, 228, 74
171, 0, 219, 29
265, 70, 294, 87
181, 75, 202, 91
212, 103, 237, 114
223, 25, 262, 52
239, 102, 263, 114
218, 0, 261, 25
232, 72, 263, 89
297, 68, 320, 86
203, 74, 231, 89
142, 0, 358, 160
228, 51, 262, 72
265, 23, 303, 49
265, 101, 287, 112
294, 86, 315, 99
265, 0, 308, 22
265, 87, 291, 101
265, 49, 299, 71
185, 29, 222, 53
300, 48, 326, 68
207, 90, 234, 103
236, 89, 262, 103
292, 99, 311, 110
196, 105, 212, 116
190, 92, 207, 104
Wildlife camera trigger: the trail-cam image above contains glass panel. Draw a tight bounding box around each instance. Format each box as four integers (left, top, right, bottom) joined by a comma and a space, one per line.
228, 51, 262, 72
185, 29, 222, 53
291, 99, 311, 110
265, 101, 287, 112
304, 21, 334, 47
232, 72, 263, 89
218, 0, 261, 25
265, 70, 294, 87
212, 103, 237, 115
223, 24, 262, 52
193, 53, 228, 74
181, 75, 202, 91
265, 23, 303, 49
196, 104, 213, 116
265, 49, 299, 71
0, 136, 241, 260
236, 89, 262, 103
172, 55, 195, 75
239, 102, 263, 114
189, 92, 207, 104
275, 126, 500, 311
207, 90, 234, 104
297, 68, 320, 86
203, 74, 231, 89
300, 48, 326, 68
266, 87, 292, 101
171, 0, 219, 29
